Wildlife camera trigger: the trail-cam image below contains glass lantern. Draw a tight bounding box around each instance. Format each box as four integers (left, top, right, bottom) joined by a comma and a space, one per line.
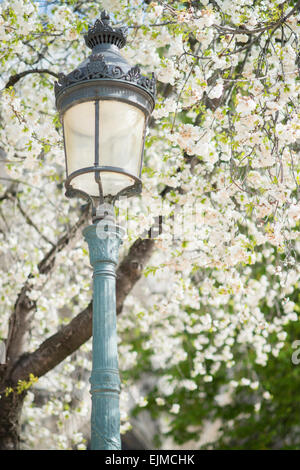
55, 11, 156, 204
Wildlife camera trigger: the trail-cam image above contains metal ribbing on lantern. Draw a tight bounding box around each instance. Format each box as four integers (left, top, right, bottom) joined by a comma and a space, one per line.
84, 10, 128, 50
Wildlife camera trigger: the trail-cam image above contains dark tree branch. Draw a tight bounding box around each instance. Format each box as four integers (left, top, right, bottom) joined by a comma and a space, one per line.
213, 0, 300, 36
4, 69, 59, 89
116, 238, 155, 314
10, 301, 93, 384
13, 196, 55, 247
5, 205, 90, 367
37, 205, 90, 276
10, 237, 155, 384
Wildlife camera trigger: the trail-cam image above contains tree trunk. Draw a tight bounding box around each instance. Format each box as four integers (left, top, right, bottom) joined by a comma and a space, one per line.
0, 389, 25, 450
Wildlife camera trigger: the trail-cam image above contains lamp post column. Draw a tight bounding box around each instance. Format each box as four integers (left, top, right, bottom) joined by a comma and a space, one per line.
83, 210, 123, 450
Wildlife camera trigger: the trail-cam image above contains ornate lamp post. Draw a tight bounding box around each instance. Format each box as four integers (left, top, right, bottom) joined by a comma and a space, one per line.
54, 11, 155, 450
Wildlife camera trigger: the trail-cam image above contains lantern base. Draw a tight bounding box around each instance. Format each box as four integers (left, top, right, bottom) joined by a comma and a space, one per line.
65, 166, 142, 210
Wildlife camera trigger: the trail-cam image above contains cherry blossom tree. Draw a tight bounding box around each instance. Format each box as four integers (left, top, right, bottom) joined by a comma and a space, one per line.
0, 0, 299, 450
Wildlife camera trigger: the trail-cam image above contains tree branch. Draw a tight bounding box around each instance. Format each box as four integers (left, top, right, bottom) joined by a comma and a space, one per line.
9, 237, 155, 384
37, 205, 90, 276
4, 69, 59, 89
213, 0, 300, 36
5, 205, 90, 367
13, 196, 55, 247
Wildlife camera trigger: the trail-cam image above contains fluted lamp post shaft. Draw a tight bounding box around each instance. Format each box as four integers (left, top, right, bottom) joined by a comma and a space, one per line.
84, 217, 123, 450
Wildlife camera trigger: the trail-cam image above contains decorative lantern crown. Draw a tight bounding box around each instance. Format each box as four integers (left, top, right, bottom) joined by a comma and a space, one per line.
84, 10, 128, 49
54, 11, 156, 102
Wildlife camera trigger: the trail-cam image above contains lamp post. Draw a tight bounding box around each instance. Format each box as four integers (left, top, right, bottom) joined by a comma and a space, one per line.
54, 11, 155, 450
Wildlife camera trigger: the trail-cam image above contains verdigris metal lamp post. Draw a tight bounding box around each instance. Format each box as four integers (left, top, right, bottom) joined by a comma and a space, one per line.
54, 11, 155, 450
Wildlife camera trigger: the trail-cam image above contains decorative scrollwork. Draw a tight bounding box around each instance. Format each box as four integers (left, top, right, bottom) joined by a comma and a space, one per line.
54, 53, 156, 99
54, 12, 156, 100
126, 65, 141, 81
90, 53, 104, 62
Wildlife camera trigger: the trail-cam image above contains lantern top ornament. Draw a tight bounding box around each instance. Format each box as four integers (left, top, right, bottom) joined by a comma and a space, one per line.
84, 10, 128, 49
54, 11, 156, 105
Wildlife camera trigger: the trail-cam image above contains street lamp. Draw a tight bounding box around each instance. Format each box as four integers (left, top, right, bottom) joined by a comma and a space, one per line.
54, 11, 155, 450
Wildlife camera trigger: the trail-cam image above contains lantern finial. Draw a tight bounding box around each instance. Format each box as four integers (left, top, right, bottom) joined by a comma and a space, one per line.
101, 10, 110, 23
84, 11, 128, 50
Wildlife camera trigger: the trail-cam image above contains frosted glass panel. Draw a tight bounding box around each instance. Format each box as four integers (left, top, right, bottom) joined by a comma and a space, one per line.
63, 100, 145, 197
64, 102, 95, 174
99, 101, 145, 175
100, 172, 135, 197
